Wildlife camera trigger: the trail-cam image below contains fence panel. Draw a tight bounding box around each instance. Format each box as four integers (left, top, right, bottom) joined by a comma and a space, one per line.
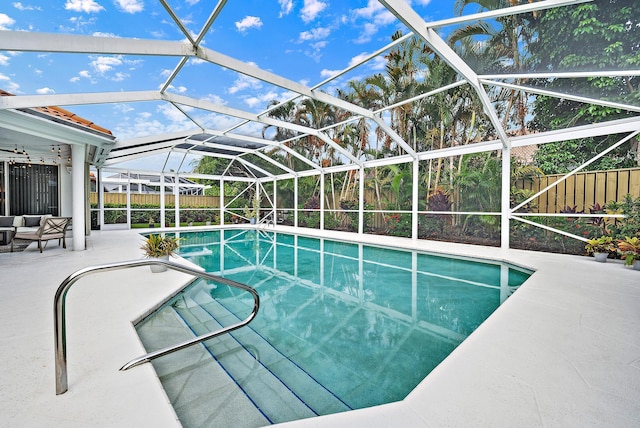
90, 193, 219, 208
523, 167, 640, 213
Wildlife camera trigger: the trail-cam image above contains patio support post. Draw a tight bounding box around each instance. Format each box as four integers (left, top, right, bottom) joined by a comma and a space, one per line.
219, 178, 224, 225
358, 166, 364, 235
412, 158, 419, 240
160, 173, 165, 228
126, 172, 131, 228
501, 147, 511, 249
98, 168, 104, 231
273, 178, 277, 225
71, 143, 86, 251
320, 172, 325, 230
256, 183, 261, 223
294, 176, 298, 227
2, 162, 8, 214
174, 174, 179, 227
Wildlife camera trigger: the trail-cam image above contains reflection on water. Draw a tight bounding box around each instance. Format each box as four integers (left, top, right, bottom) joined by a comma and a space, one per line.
144, 229, 532, 418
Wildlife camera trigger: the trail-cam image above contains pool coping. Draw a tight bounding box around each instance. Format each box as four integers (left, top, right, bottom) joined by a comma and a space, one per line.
1, 226, 638, 426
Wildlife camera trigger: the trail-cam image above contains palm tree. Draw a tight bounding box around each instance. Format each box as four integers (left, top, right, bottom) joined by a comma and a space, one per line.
449, 0, 537, 135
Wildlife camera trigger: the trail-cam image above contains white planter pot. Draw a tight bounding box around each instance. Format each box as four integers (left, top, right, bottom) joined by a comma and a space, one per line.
593, 252, 608, 263
634, 260, 640, 271
150, 254, 169, 273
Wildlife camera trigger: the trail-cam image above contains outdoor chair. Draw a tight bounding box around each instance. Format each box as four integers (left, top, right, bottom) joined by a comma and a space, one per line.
11, 217, 72, 253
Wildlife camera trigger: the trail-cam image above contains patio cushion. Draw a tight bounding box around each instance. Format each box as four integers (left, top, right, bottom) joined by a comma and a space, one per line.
24, 216, 42, 227
0, 216, 14, 227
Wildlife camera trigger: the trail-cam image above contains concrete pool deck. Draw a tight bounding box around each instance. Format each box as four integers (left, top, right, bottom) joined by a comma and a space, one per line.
0, 226, 639, 427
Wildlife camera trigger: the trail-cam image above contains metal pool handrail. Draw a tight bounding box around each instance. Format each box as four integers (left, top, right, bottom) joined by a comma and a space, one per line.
54, 258, 260, 395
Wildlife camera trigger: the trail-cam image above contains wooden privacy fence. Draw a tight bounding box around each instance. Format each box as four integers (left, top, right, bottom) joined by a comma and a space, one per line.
517, 167, 640, 213
90, 193, 220, 208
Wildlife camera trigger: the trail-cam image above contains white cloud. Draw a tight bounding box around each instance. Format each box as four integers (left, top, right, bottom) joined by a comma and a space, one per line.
354, 22, 378, 44
228, 73, 262, 95
235, 16, 262, 33
298, 26, 330, 42
344, 53, 386, 73
163, 84, 188, 93
278, 0, 293, 17
348, 52, 372, 68
13, 3, 42, 11
310, 40, 327, 50
92, 31, 119, 37
352, 0, 396, 25
64, 0, 105, 13
320, 69, 341, 79
3, 81, 20, 93
90, 55, 123, 74
112, 72, 128, 81
301, 0, 327, 23
0, 13, 16, 30
243, 90, 279, 109
199, 114, 236, 130
115, 104, 135, 114
351, 0, 396, 42
411, 0, 432, 5
352, 0, 384, 19
36, 87, 55, 95
71, 69, 96, 84
0, 54, 10, 66
158, 103, 191, 123
368, 56, 387, 71
114, 0, 143, 14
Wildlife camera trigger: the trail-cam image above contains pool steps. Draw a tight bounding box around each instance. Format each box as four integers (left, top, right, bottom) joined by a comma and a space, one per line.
137, 285, 349, 426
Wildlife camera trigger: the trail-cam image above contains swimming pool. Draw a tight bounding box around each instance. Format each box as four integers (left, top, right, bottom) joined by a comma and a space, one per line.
136, 229, 532, 427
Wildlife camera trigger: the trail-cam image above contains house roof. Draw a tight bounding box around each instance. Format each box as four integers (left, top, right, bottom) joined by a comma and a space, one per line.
0, 90, 112, 137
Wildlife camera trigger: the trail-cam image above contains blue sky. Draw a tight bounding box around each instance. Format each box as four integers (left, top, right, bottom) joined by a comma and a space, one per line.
0, 0, 464, 170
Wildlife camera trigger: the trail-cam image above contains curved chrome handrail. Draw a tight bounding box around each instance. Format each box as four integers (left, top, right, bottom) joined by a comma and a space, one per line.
54, 259, 260, 395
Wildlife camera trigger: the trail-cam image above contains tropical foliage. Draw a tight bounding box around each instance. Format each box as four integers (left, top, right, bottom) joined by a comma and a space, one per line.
187, 0, 638, 254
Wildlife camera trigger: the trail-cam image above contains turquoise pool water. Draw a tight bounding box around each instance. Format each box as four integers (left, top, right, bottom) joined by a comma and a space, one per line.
136, 230, 532, 426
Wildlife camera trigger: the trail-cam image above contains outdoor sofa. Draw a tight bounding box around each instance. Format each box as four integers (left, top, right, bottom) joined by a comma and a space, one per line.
0, 215, 72, 253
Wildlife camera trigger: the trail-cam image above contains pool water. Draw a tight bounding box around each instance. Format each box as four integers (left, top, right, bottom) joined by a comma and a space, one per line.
136, 230, 532, 426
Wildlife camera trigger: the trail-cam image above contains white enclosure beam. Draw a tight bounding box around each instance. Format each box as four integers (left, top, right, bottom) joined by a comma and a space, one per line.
483, 79, 640, 114
379, 0, 511, 147
0, 30, 194, 56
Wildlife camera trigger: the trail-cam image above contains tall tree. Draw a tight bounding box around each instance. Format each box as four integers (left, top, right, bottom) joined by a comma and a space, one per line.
529, 0, 640, 173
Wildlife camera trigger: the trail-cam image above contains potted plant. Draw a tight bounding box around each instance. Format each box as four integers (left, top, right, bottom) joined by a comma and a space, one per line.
243, 194, 260, 224
585, 235, 615, 262
141, 233, 180, 272
617, 236, 640, 270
